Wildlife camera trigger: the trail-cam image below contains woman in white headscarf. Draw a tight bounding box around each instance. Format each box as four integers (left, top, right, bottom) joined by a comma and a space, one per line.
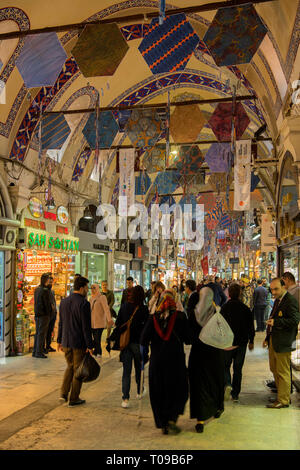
187, 287, 225, 433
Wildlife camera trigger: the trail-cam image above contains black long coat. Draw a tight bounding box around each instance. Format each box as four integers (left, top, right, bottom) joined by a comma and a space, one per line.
140, 311, 191, 428
187, 291, 225, 421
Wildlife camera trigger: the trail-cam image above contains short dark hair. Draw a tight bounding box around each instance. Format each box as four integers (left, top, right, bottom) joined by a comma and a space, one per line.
186, 279, 196, 291
102, 280, 108, 283
74, 276, 89, 291
215, 276, 220, 282
257, 279, 263, 285
229, 283, 241, 300
127, 276, 134, 282
282, 272, 296, 283
74, 273, 81, 278
41, 273, 50, 286
131, 285, 145, 305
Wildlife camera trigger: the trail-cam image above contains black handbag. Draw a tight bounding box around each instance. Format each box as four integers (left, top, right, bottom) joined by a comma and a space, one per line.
75, 352, 101, 383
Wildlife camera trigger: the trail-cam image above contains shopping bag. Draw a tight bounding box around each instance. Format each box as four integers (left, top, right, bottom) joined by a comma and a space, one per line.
75, 352, 101, 382
199, 312, 234, 349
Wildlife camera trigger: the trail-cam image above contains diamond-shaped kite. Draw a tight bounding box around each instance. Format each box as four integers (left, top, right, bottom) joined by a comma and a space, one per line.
203, 4, 267, 66
170, 104, 205, 143
208, 102, 250, 142
16, 32, 67, 88
205, 143, 232, 173
40, 113, 71, 150
126, 109, 163, 149
170, 145, 204, 174
143, 144, 166, 172
154, 171, 181, 194
72, 23, 129, 77
138, 13, 199, 74
82, 111, 119, 150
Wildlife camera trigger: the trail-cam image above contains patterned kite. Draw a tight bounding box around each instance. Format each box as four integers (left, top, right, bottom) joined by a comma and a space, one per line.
138, 13, 199, 74
208, 103, 250, 142
82, 111, 119, 150
170, 104, 205, 143
203, 4, 267, 66
40, 113, 71, 150
205, 143, 232, 173
126, 109, 163, 149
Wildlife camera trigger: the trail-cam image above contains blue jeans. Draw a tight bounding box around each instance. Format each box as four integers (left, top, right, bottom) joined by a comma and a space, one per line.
224, 345, 247, 398
120, 343, 142, 400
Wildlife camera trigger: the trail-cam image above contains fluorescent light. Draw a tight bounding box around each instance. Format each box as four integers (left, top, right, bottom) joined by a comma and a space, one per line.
252, 233, 261, 241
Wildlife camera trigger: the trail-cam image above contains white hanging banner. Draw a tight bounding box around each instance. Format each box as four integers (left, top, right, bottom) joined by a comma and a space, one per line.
119, 148, 135, 216
234, 140, 251, 211
261, 213, 276, 252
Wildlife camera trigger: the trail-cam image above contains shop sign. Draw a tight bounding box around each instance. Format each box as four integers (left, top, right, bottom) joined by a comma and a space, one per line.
177, 257, 187, 269
158, 257, 166, 269
57, 226, 69, 234
27, 231, 79, 252
28, 198, 43, 218
229, 258, 239, 264
261, 214, 276, 252
44, 211, 57, 221
24, 218, 46, 230
57, 206, 69, 225
93, 244, 110, 251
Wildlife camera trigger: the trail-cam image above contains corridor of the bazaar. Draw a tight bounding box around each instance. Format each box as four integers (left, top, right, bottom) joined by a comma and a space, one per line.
0, 0, 299, 453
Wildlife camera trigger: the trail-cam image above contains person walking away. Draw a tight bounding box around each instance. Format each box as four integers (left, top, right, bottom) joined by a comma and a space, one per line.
185, 279, 199, 318
263, 278, 300, 408
109, 285, 149, 408
57, 276, 94, 407
121, 276, 134, 305
148, 281, 165, 315
253, 279, 268, 332
33, 273, 52, 358
90, 284, 114, 357
140, 290, 190, 435
69, 273, 81, 295
45, 275, 57, 353
187, 286, 225, 433
101, 280, 116, 339
145, 281, 156, 304
220, 283, 255, 402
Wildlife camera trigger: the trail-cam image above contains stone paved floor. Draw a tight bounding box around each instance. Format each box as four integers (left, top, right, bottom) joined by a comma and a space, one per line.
0, 332, 300, 450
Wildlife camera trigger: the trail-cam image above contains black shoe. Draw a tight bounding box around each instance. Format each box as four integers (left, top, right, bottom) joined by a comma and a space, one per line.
59, 394, 68, 402
32, 353, 36, 357
168, 421, 181, 435
68, 399, 86, 407
214, 409, 224, 418
48, 346, 56, 352
162, 426, 169, 435
269, 397, 291, 404
195, 423, 204, 433
35, 354, 48, 358
266, 380, 276, 389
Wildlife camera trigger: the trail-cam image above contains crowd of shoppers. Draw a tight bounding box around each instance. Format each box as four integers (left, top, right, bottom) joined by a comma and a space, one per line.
32, 270, 300, 432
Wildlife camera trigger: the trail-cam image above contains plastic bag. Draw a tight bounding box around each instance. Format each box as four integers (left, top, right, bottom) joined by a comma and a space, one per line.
199, 312, 234, 349
75, 352, 101, 383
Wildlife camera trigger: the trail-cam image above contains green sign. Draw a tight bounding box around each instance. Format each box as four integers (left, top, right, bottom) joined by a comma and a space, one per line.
27, 232, 79, 252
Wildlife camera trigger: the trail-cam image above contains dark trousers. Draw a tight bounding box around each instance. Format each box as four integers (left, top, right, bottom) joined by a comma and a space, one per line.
120, 343, 142, 400
33, 316, 50, 356
254, 306, 266, 331
92, 328, 104, 356
46, 315, 57, 349
61, 348, 86, 402
224, 345, 247, 398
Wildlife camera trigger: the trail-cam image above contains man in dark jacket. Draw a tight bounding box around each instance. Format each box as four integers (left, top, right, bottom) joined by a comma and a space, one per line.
33, 273, 52, 358
185, 280, 199, 318
253, 279, 268, 332
57, 276, 93, 407
206, 277, 227, 307
221, 283, 255, 402
45, 275, 57, 353
121, 277, 134, 305
263, 278, 300, 408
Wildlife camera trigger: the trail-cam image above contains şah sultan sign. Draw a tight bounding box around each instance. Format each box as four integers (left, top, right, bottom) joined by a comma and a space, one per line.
27, 231, 79, 252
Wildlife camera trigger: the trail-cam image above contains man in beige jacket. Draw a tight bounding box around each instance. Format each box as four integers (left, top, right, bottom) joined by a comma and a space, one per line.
90, 284, 114, 357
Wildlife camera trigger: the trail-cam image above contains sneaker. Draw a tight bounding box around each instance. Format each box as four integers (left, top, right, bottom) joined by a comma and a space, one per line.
48, 346, 56, 352
68, 399, 86, 407
122, 400, 129, 408
59, 394, 68, 402
224, 385, 232, 401
136, 387, 147, 399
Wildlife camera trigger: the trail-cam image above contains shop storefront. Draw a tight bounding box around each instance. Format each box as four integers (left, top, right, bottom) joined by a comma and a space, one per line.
0, 252, 4, 344
15, 199, 79, 355
75, 230, 110, 290
113, 251, 132, 312
130, 260, 142, 286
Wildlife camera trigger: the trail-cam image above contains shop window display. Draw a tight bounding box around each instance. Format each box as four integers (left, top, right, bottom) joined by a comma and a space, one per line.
15, 249, 76, 355
114, 263, 127, 312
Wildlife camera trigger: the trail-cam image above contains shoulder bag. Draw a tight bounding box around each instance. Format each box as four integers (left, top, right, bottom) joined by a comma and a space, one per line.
119, 306, 139, 350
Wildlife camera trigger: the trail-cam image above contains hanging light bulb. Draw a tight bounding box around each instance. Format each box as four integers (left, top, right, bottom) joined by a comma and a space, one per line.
83, 206, 93, 220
